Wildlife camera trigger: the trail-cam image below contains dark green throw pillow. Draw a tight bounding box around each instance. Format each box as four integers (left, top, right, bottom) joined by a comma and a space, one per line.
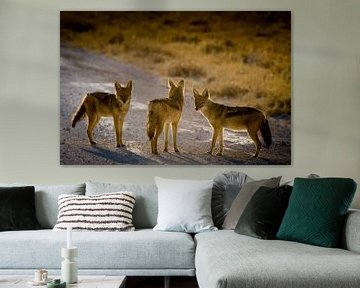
234, 185, 292, 239
0, 186, 41, 231
276, 178, 357, 247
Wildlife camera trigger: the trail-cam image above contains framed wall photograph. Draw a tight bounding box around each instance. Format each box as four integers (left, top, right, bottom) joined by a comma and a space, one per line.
60, 11, 291, 165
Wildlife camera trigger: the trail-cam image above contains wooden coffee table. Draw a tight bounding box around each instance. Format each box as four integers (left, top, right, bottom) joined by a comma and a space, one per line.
0, 275, 126, 288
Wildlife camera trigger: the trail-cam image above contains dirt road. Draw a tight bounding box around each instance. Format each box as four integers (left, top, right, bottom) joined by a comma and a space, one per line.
60, 45, 291, 165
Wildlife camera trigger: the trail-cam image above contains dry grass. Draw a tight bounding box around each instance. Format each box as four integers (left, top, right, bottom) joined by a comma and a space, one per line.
60, 11, 291, 116
168, 64, 206, 79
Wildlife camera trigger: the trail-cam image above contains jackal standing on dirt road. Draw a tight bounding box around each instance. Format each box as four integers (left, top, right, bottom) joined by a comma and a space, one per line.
71, 80, 132, 147
193, 88, 272, 158
147, 79, 185, 154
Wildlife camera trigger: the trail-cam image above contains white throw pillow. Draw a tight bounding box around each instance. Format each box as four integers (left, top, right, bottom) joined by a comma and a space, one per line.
154, 177, 217, 233
282, 173, 320, 186
53, 192, 135, 232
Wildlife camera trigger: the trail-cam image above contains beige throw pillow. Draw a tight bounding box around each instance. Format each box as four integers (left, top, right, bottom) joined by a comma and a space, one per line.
222, 176, 281, 230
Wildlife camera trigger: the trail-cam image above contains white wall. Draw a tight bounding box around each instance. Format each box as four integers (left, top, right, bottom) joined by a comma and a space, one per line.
0, 0, 359, 208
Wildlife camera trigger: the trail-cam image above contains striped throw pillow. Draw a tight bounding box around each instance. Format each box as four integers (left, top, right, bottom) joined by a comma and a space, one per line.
53, 192, 135, 231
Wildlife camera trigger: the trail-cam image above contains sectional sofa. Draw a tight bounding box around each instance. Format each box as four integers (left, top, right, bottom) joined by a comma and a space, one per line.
0, 177, 359, 288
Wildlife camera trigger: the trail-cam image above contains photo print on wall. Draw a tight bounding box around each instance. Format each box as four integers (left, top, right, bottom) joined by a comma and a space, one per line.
60, 11, 291, 165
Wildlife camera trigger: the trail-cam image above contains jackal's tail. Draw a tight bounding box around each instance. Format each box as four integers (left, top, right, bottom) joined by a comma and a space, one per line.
260, 117, 272, 149
71, 100, 86, 128
147, 102, 156, 140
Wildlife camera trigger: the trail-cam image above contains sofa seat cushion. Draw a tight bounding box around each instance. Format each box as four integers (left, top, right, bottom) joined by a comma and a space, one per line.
195, 230, 360, 288
0, 229, 195, 271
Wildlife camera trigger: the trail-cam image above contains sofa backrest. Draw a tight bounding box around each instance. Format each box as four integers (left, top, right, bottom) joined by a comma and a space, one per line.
0, 183, 86, 229
341, 209, 360, 253
86, 181, 158, 229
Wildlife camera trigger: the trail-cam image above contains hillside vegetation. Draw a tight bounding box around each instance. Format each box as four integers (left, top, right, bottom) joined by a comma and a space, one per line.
61, 12, 291, 116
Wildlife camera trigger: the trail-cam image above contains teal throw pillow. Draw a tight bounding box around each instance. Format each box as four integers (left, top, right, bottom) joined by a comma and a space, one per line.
277, 178, 357, 247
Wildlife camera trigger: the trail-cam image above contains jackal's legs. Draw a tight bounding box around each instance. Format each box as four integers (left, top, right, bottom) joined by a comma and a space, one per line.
209, 127, 220, 155
217, 128, 224, 156
163, 123, 170, 152
248, 129, 261, 158
172, 122, 180, 153
87, 115, 100, 145
114, 115, 125, 148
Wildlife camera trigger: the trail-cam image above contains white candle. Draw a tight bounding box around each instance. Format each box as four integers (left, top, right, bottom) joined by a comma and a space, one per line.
67, 225, 72, 249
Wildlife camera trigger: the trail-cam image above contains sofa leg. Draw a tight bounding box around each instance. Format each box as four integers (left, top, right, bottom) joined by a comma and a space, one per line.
164, 276, 170, 288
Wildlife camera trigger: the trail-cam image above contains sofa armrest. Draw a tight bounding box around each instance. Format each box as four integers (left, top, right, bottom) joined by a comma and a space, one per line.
342, 209, 360, 253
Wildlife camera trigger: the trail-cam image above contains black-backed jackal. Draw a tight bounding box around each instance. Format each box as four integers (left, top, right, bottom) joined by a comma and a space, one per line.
193, 88, 272, 158
147, 79, 185, 154
71, 80, 132, 147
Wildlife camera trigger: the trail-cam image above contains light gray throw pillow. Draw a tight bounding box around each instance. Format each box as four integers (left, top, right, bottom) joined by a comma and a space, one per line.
212, 171, 252, 228
222, 176, 281, 230
153, 177, 217, 233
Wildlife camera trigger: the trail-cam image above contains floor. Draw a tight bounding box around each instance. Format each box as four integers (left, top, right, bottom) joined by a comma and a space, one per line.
0, 276, 198, 288
126, 276, 199, 288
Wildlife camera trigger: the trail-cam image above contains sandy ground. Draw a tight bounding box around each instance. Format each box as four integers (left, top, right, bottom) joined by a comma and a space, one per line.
60, 45, 291, 165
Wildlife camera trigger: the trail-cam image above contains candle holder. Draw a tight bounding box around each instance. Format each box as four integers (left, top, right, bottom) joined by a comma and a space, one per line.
61, 247, 78, 284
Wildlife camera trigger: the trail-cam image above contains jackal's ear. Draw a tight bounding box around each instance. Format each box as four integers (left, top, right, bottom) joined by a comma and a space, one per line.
193, 88, 200, 96
115, 81, 122, 89
168, 79, 176, 89
126, 80, 133, 90
177, 79, 185, 88
203, 88, 210, 99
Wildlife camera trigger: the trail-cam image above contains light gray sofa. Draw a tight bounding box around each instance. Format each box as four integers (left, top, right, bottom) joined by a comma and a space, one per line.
195, 212, 360, 288
0, 181, 359, 288
0, 182, 195, 282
